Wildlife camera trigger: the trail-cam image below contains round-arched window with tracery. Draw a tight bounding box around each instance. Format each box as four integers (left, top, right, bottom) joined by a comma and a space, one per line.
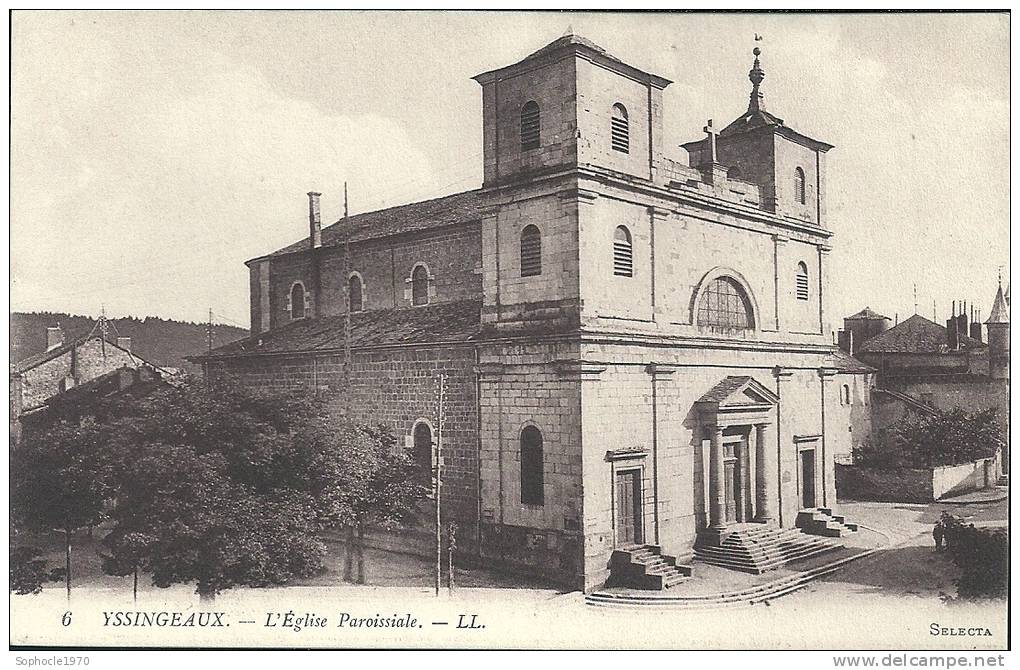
697, 277, 754, 331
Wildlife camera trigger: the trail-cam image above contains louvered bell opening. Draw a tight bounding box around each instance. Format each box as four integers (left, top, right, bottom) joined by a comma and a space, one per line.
613, 242, 633, 277
611, 118, 629, 153
521, 106, 541, 151
521, 235, 542, 277
796, 275, 809, 300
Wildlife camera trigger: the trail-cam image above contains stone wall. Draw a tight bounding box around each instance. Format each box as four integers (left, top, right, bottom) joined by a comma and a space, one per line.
266, 225, 482, 331
481, 182, 581, 334
207, 343, 481, 547
835, 464, 934, 503
575, 57, 659, 181
476, 339, 585, 588
479, 55, 578, 187
880, 376, 1008, 443
18, 338, 139, 411
572, 180, 833, 347
836, 457, 998, 503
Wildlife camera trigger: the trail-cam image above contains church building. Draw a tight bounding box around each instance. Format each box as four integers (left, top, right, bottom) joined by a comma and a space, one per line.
197, 35, 871, 591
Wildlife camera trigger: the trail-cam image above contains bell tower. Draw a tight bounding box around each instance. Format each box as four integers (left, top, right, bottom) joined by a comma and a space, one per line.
473, 33, 671, 189
685, 45, 834, 225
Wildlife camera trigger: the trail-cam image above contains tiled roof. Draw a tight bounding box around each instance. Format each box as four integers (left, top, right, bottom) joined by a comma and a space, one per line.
199, 299, 482, 358
720, 108, 787, 138
12, 339, 80, 374
986, 284, 1009, 324
825, 349, 874, 373
698, 375, 755, 402
11, 335, 157, 375
520, 34, 625, 68
474, 33, 671, 87
858, 314, 985, 354
873, 388, 940, 416
260, 189, 485, 261
844, 306, 890, 321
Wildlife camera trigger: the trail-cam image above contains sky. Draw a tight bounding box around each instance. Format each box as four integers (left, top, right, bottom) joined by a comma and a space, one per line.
10, 11, 1010, 330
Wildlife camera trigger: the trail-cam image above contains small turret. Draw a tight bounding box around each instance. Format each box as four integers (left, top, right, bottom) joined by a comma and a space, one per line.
985, 276, 1009, 380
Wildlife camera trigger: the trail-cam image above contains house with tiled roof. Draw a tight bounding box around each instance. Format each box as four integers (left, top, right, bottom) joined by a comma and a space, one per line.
195, 34, 874, 591
838, 282, 1009, 469
10, 325, 167, 447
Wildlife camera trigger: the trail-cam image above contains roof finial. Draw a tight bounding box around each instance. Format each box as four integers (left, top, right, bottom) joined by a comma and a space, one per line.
562, 24, 574, 37
748, 36, 766, 113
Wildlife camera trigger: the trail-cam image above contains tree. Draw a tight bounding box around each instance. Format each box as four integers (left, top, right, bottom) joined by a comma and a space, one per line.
9, 545, 64, 595
295, 419, 427, 583
11, 418, 115, 599
856, 408, 1001, 468
892, 408, 1001, 467
103, 379, 427, 599
99, 530, 158, 602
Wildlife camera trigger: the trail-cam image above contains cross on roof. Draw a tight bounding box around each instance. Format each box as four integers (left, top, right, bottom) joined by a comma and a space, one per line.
703, 119, 719, 164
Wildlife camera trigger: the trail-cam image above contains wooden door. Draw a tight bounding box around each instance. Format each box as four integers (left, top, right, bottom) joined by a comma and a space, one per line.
615, 470, 643, 546
800, 449, 816, 508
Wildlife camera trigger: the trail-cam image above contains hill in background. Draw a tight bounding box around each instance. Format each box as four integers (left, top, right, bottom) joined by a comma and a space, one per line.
10, 312, 248, 370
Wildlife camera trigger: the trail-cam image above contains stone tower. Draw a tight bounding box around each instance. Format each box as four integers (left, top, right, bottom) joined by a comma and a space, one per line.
985, 278, 1010, 380
682, 47, 834, 225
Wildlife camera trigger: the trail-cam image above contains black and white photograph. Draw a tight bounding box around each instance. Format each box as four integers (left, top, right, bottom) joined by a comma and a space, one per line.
7, 9, 1010, 659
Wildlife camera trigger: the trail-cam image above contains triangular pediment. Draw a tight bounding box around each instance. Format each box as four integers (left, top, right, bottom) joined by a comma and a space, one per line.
696, 375, 779, 409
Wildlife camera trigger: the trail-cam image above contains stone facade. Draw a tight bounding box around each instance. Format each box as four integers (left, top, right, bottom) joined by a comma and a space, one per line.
198, 35, 871, 591
10, 330, 162, 447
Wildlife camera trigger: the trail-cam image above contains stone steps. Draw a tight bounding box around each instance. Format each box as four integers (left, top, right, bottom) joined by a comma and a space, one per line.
607, 544, 693, 590
796, 508, 859, 537
586, 545, 880, 610
693, 524, 844, 574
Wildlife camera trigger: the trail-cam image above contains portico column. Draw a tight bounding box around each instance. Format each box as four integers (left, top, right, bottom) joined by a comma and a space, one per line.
754, 422, 774, 524
708, 424, 726, 530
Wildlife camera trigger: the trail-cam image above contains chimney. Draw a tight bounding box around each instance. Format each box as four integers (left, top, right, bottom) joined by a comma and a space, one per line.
970, 319, 983, 343
308, 191, 322, 249
116, 336, 132, 353
46, 326, 64, 351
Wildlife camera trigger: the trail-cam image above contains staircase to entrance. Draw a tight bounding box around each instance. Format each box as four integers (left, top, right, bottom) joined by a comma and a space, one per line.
607, 544, 693, 590
693, 523, 843, 574
796, 507, 859, 537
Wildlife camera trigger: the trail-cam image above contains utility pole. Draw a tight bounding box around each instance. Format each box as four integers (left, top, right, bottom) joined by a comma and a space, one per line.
99, 305, 109, 357
207, 308, 214, 353
343, 182, 352, 417
435, 373, 447, 597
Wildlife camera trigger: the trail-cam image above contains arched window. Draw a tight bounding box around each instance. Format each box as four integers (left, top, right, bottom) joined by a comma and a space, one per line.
613, 225, 633, 277
796, 262, 809, 301
411, 265, 429, 306
348, 273, 364, 312
611, 103, 629, 154
412, 421, 434, 487
697, 277, 754, 331
521, 101, 540, 151
289, 282, 307, 320
520, 425, 544, 506
520, 225, 542, 277
841, 384, 852, 406
794, 167, 806, 205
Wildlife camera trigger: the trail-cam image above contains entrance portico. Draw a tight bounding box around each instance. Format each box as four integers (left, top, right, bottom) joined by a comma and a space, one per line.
695, 376, 779, 545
